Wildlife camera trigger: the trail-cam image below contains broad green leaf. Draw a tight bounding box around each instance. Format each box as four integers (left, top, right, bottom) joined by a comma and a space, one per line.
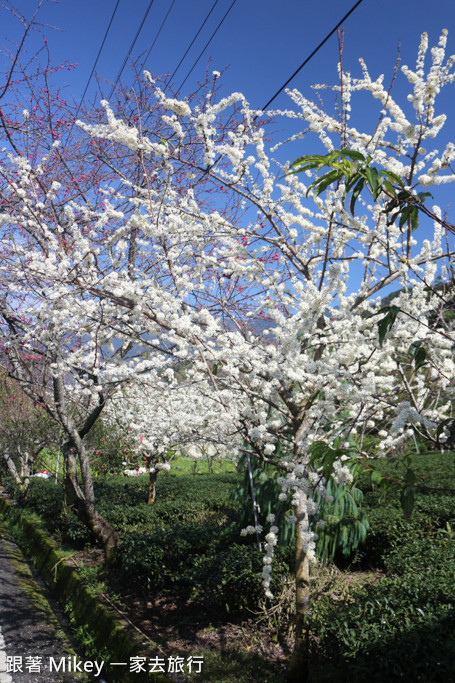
381, 170, 405, 187
382, 180, 397, 197
311, 170, 342, 197
305, 170, 336, 195
365, 166, 381, 199
289, 159, 326, 174
338, 149, 366, 161
398, 204, 414, 229
370, 469, 383, 485
377, 305, 400, 346
290, 154, 331, 170
410, 206, 419, 231
400, 485, 415, 519
344, 171, 363, 193
408, 341, 428, 371
350, 177, 365, 215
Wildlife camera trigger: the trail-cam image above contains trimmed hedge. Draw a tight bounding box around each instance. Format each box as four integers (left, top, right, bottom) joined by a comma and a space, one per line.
309, 451, 455, 680
15, 474, 292, 616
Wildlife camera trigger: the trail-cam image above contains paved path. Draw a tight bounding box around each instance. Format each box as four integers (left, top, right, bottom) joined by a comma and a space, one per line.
0, 525, 90, 683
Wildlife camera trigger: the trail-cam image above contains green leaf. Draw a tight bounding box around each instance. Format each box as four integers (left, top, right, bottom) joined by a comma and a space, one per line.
398, 205, 414, 229
408, 341, 428, 371
338, 149, 366, 162
410, 206, 419, 231
350, 177, 365, 215
416, 191, 433, 203
382, 180, 397, 197
309, 441, 348, 480
380, 170, 405, 187
289, 154, 331, 171
384, 196, 400, 213
377, 305, 400, 346
365, 166, 381, 199
370, 469, 383, 486
400, 485, 415, 519
344, 171, 362, 192
414, 347, 427, 370
308, 170, 342, 197
289, 160, 325, 174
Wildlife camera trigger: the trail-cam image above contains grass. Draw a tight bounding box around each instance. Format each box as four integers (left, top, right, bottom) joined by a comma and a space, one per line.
165, 455, 237, 476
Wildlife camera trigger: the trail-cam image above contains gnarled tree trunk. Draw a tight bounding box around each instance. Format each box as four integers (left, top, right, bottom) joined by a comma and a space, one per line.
3, 449, 30, 498
63, 438, 120, 567
54, 376, 120, 567
286, 489, 310, 683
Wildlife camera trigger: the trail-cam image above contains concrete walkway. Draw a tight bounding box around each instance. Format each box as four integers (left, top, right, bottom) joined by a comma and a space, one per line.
0, 524, 89, 683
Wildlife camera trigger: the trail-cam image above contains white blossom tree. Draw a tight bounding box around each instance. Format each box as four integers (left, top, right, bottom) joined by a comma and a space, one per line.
1, 27, 454, 680
105, 370, 240, 501
0, 8, 253, 565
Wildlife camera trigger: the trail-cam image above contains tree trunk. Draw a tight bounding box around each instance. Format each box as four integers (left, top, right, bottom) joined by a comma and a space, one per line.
63, 439, 121, 567
53, 375, 120, 567
148, 469, 157, 504
286, 489, 310, 683
3, 450, 29, 497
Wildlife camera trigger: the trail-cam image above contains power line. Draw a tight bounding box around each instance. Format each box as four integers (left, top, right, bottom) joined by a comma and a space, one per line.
176, 0, 239, 95
141, 0, 222, 131
66, 0, 121, 143
205, 0, 365, 174
143, 0, 176, 70
108, 0, 156, 100
164, 0, 222, 89
259, 0, 366, 114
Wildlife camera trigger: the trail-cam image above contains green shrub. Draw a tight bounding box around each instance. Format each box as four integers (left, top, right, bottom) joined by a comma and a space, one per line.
17, 478, 63, 525
311, 524, 455, 680
234, 454, 369, 560
313, 478, 369, 561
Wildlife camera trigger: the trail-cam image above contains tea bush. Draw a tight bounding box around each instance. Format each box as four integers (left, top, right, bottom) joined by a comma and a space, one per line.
12, 451, 455, 666
309, 451, 455, 679
310, 549, 455, 681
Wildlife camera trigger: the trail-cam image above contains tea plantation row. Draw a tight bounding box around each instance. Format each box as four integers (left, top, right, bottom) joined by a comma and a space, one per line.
9, 452, 455, 681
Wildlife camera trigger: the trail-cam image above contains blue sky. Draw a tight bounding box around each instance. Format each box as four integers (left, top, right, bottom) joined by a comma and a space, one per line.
2, 0, 455, 116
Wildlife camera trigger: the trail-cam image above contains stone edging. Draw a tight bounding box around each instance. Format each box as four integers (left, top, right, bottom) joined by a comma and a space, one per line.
0, 498, 168, 683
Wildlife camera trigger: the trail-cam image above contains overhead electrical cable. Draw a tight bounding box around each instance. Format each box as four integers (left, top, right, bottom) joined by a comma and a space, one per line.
108, 0, 156, 100
65, 0, 121, 143
176, 0, 239, 95
164, 0, 221, 88
140, 0, 222, 130
258, 0, 366, 115
205, 0, 366, 174
143, 0, 176, 70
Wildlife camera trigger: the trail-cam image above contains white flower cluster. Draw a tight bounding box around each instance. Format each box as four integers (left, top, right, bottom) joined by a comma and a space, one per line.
154, 463, 171, 472
390, 402, 438, 434
240, 525, 263, 537
123, 467, 148, 477
262, 526, 279, 599
332, 459, 354, 486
